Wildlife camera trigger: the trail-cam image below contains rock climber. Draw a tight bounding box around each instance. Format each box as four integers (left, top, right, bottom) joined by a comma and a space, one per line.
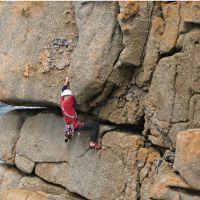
60, 77, 101, 149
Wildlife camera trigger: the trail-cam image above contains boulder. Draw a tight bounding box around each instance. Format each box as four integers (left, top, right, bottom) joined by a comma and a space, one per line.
35, 162, 68, 188
159, 2, 181, 54
67, 130, 144, 200
0, 2, 77, 105
69, 1, 122, 104
136, 12, 164, 87
145, 29, 200, 149
149, 170, 200, 200
117, 2, 154, 67
174, 129, 200, 191
18, 176, 65, 195
15, 154, 35, 174
137, 147, 161, 200
1, 189, 81, 200
0, 164, 24, 199
181, 2, 200, 25
1, 189, 48, 200
96, 84, 145, 125
16, 113, 69, 164
0, 111, 28, 164
189, 95, 200, 128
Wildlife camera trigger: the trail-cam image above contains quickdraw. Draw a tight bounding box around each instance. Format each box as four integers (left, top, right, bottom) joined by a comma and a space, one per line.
65, 124, 75, 137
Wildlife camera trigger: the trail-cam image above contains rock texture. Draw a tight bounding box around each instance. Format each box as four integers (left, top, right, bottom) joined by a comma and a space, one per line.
1, 189, 48, 200
149, 159, 200, 200
35, 162, 68, 188
174, 129, 200, 191
0, 1, 200, 200
0, 111, 28, 164
69, 1, 122, 104
117, 2, 154, 67
18, 176, 65, 195
67, 130, 160, 200
144, 27, 200, 149
0, 165, 79, 200
0, 2, 77, 105
67, 131, 143, 199
1, 189, 79, 200
16, 113, 68, 166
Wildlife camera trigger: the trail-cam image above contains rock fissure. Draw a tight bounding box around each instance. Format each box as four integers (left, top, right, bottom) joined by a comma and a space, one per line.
169, 186, 200, 197
140, 2, 155, 66
1, 2, 200, 200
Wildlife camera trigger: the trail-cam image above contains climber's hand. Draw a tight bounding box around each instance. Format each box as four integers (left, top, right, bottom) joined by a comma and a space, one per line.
65, 77, 70, 85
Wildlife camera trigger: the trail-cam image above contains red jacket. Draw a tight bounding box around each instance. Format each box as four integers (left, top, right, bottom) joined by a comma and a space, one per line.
60, 95, 80, 129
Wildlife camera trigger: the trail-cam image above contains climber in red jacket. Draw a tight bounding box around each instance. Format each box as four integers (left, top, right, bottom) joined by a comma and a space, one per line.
60, 77, 101, 149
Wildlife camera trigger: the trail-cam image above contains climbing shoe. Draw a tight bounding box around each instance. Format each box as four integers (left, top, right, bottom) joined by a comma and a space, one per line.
65, 138, 68, 143
89, 141, 101, 149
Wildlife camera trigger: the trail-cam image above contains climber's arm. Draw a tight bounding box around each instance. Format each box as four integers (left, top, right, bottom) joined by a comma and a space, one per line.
61, 77, 70, 92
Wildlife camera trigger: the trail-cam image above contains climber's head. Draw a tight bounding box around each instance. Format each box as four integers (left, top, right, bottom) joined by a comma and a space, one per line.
61, 89, 73, 97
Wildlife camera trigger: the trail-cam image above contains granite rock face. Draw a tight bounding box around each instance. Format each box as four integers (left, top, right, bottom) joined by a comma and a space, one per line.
0, 2, 77, 105
16, 113, 68, 164
0, 1, 200, 200
69, 1, 122, 104
35, 162, 68, 188
174, 129, 200, 191
67, 131, 144, 200
117, 1, 154, 67
144, 28, 200, 149
0, 111, 28, 164
67, 130, 160, 200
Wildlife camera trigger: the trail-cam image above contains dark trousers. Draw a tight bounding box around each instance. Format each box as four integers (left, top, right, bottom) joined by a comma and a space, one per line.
79, 120, 99, 142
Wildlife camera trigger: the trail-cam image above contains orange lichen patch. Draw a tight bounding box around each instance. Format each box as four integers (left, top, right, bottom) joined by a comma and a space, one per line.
2, 189, 48, 200
152, 16, 164, 37
38, 49, 49, 66
11, 2, 44, 17
118, 1, 139, 21
23, 64, 32, 77
121, 24, 132, 34
187, 1, 200, 9
181, 1, 200, 23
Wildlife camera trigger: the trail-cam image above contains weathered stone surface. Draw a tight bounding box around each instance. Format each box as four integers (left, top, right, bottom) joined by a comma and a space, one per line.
181, 2, 200, 24
117, 2, 154, 67
35, 162, 68, 188
1, 189, 48, 200
168, 123, 188, 148
67, 130, 144, 200
0, 2, 77, 105
0, 165, 24, 192
174, 129, 200, 191
0, 164, 25, 200
96, 84, 146, 125
1, 189, 80, 200
145, 29, 200, 149
19, 176, 65, 195
0, 111, 27, 164
15, 154, 35, 174
69, 1, 122, 104
159, 2, 181, 54
136, 12, 164, 87
189, 95, 200, 128
149, 170, 200, 200
137, 147, 160, 200
16, 113, 69, 163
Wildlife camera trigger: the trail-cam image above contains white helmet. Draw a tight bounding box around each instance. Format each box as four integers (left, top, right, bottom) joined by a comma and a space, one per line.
61, 89, 73, 96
